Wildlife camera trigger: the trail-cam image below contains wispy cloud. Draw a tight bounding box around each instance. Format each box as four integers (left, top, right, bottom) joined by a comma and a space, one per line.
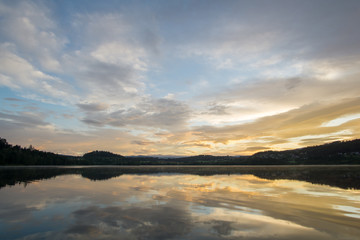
80, 97, 190, 130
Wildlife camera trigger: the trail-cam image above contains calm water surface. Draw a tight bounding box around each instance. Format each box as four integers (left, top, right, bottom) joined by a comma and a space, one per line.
0, 166, 359, 240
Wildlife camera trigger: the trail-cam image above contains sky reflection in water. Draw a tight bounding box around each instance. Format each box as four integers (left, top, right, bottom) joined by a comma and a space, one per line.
0, 168, 360, 240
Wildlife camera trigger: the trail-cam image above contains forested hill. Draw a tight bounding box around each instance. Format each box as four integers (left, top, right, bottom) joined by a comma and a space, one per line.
83, 151, 126, 165
0, 137, 78, 165
249, 139, 360, 165
0, 137, 359, 165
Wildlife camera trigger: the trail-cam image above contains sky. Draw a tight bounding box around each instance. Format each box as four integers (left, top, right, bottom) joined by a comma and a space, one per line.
1, 0, 360, 156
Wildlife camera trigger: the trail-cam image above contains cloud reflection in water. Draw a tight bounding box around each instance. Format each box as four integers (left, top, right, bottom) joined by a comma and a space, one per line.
0, 169, 359, 240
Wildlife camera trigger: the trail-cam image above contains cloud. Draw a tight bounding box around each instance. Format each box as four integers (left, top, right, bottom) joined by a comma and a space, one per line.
203, 103, 230, 116
71, 12, 160, 53
77, 103, 109, 112
196, 72, 360, 125
244, 146, 270, 152
0, 1, 74, 104
58, 12, 162, 106
0, 203, 36, 223
0, 111, 49, 128
208, 220, 235, 236
131, 140, 155, 146
67, 204, 192, 240
91, 42, 147, 71
0, 44, 75, 103
0, 1, 158, 106
66, 224, 101, 235
192, 97, 360, 152
76, 60, 144, 97
4, 97, 25, 102
0, 0, 66, 71
172, 0, 360, 84
81, 97, 191, 130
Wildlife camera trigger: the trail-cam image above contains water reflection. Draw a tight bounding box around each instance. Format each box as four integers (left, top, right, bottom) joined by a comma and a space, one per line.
0, 166, 359, 239
1, 165, 360, 190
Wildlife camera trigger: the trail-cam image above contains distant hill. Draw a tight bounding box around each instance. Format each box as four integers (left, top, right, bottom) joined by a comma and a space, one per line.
0, 137, 359, 165
250, 139, 360, 165
83, 150, 126, 165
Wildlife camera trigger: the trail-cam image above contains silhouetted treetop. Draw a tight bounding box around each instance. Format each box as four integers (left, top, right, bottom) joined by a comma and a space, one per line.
83, 150, 125, 159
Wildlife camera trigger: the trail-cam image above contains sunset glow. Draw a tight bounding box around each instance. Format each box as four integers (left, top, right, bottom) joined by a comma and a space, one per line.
1, 0, 360, 156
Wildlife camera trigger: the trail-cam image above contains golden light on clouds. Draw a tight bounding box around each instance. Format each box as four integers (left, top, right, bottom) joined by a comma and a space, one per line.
1, 0, 360, 156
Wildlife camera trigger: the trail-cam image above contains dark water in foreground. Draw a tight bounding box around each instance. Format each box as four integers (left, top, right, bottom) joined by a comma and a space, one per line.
0, 166, 359, 240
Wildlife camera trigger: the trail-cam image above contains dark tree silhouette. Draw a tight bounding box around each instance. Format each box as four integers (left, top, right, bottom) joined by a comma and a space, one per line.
0, 137, 359, 165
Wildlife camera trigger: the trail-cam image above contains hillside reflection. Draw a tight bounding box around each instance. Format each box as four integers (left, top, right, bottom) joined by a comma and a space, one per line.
1, 165, 360, 189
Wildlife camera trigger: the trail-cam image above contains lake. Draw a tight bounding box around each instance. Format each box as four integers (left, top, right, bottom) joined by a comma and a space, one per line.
0, 166, 360, 240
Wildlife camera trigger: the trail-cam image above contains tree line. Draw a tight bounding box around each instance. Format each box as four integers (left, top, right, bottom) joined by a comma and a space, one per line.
1, 137, 359, 165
